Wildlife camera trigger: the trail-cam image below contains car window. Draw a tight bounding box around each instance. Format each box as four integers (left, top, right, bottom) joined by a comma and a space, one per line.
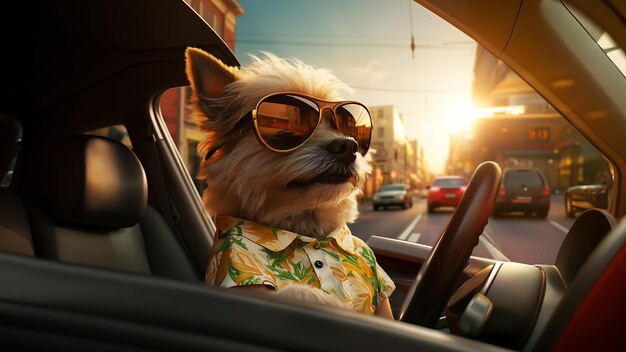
380, 185, 406, 192
159, 86, 205, 194
503, 170, 545, 188
155, 0, 616, 265
432, 178, 465, 187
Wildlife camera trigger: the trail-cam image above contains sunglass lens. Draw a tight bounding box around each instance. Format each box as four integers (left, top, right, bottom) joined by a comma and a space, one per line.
335, 103, 372, 154
255, 95, 319, 150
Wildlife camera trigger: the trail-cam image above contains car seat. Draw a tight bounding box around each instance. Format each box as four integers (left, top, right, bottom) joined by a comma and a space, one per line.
555, 208, 616, 285
21, 134, 199, 282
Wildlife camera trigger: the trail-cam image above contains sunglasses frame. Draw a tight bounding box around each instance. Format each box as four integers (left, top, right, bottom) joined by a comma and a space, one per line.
251, 92, 373, 155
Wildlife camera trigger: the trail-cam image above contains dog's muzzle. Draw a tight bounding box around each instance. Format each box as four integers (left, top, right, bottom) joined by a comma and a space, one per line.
285, 138, 361, 188
326, 138, 358, 164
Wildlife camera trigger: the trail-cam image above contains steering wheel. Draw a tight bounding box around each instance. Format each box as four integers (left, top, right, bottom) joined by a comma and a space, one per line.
399, 161, 502, 327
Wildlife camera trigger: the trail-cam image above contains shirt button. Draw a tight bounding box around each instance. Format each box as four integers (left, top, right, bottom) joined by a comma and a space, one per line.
313, 243, 321, 250
314, 260, 324, 268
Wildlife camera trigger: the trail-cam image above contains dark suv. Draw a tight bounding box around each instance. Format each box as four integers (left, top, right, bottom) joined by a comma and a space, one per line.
494, 168, 550, 218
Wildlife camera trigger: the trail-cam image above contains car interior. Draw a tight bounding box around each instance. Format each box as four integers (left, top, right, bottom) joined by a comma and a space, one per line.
22, 134, 199, 280
1, 0, 625, 351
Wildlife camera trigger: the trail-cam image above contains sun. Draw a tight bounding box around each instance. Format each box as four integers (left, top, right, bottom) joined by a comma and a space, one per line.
443, 95, 479, 135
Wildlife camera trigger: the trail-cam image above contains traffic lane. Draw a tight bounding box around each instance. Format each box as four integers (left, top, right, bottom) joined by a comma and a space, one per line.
483, 216, 566, 265
484, 194, 573, 265
408, 207, 498, 260
352, 199, 502, 260
349, 197, 423, 242
546, 194, 576, 228
352, 195, 574, 265
352, 197, 486, 246
419, 196, 573, 264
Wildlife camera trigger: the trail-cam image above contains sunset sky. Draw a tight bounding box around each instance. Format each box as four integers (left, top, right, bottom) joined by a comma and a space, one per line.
233, 0, 477, 173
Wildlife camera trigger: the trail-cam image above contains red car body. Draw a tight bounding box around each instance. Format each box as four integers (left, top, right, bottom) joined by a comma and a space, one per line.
427, 176, 467, 213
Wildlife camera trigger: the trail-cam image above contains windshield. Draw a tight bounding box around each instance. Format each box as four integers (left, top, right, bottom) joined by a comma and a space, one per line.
433, 178, 466, 187
504, 170, 545, 188
380, 185, 406, 192
159, 0, 615, 267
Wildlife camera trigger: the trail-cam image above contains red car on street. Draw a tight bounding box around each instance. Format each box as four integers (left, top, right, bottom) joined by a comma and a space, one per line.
427, 176, 467, 213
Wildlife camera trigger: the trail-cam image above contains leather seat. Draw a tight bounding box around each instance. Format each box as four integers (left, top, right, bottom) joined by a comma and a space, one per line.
555, 208, 616, 285
23, 134, 199, 282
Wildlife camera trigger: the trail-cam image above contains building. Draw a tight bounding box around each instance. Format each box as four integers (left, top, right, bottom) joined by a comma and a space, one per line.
368, 105, 415, 194
159, 0, 244, 191
408, 139, 428, 189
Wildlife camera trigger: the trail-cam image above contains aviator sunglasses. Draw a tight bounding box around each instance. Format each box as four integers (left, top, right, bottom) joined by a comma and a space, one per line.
205, 92, 373, 160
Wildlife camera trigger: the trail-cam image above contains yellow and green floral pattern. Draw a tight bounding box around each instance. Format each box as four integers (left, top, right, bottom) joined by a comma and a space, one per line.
206, 216, 396, 314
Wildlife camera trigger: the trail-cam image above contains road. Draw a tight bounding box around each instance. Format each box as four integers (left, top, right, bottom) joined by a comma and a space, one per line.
349, 194, 575, 265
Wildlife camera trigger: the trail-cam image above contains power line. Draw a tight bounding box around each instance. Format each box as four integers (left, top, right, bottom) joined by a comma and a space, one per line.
351, 85, 468, 93
408, 0, 416, 59
236, 37, 474, 49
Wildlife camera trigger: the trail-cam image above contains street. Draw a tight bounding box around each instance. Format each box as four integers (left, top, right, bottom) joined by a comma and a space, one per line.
349, 194, 575, 265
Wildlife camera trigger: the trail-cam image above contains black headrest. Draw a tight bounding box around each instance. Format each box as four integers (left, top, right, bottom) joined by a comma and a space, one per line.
46, 135, 147, 228
555, 209, 616, 285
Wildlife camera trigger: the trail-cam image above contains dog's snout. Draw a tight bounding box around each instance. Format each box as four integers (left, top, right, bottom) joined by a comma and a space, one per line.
327, 138, 358, 163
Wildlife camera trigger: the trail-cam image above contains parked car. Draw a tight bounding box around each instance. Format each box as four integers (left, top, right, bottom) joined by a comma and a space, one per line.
372, 183, 413, 210
1, 1, 626, 351
565, 184, 610, 217
494, 168, 551, 218
426, 176, 467, 213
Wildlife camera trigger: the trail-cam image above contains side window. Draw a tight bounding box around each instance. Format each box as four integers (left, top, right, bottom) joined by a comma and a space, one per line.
157, 0, 618, 266
159, 86, 205, 194
156, 0, 241, 195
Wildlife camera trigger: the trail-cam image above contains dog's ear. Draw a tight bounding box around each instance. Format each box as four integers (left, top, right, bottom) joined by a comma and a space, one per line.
185, 47, 238, 98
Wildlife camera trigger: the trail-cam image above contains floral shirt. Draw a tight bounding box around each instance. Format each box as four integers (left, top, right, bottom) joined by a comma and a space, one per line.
206, 216, 396, 314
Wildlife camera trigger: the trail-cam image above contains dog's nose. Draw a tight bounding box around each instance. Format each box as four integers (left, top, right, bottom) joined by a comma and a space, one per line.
327, 138, 358, 163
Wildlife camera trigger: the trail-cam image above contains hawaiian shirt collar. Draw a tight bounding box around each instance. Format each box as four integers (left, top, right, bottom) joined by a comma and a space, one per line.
214, 215, 356, 255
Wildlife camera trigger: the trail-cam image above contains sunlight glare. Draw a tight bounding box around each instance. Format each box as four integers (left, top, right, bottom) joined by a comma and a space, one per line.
443, 96, 478, 135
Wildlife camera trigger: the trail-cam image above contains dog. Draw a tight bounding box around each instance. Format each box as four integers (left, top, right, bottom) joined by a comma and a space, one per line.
185, 48, 394, 317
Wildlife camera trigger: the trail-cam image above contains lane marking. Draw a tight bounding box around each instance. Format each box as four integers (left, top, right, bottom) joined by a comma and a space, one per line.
482, 228, 502, 249
479, 235, 511, 261
408, 233, 421, 243
549, 220, 570, 234
397, 214, 422, 240
481, 228, 510, 261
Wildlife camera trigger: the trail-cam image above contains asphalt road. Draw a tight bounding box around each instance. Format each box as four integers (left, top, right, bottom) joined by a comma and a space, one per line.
349, 194, 575, 265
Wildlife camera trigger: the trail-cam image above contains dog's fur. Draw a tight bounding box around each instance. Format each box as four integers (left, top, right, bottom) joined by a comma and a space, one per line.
185, 48, 372, 308
185, 48, 372, 238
